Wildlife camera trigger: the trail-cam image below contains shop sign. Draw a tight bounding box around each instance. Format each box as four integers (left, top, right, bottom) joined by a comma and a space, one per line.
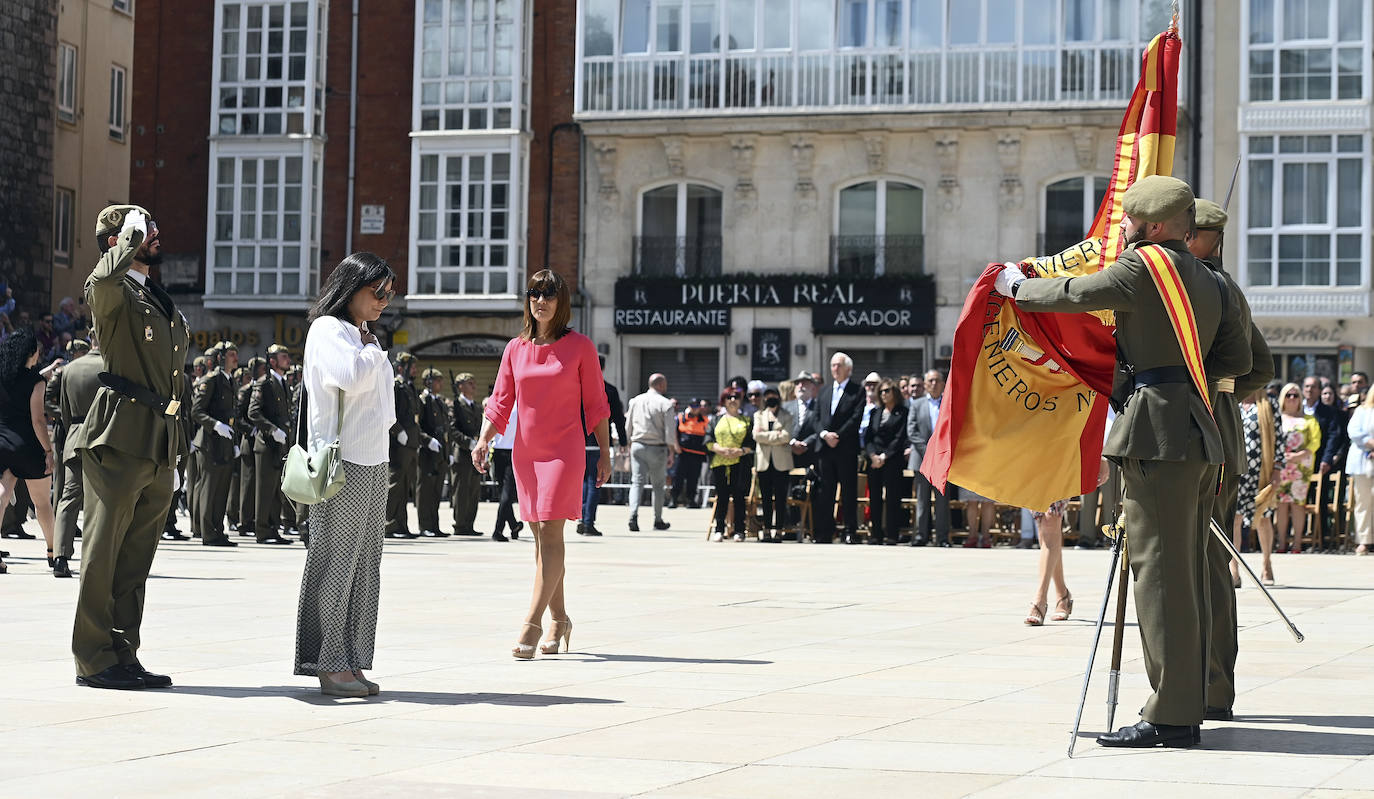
189, 313, 308, 353
811, 304, 929, 334
413, 336, 508, 359
751, 328, 790, 381
1259, 322, 1346, 347
613, 307, 732, 333
360, 205, 385, 235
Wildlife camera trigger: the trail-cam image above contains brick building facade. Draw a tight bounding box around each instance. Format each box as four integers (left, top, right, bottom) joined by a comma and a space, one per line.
131, 0, 579, 390
0, 0, 57, 315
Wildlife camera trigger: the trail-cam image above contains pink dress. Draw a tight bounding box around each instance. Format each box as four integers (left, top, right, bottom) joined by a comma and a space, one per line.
485, 331, 610, 521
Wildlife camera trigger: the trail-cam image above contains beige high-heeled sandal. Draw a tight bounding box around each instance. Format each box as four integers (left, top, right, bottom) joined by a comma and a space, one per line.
513, 622, 541, 660
540, 618, 572, 654
1051, 593, 1074, 622
1025, 602, 1047, 626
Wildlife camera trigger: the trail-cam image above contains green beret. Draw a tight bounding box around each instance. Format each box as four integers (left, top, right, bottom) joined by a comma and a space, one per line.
1194, 198, 1228, 231
1121, 175, 1194, 223
421, 367, 443, 381
94, 204, 150, 238
454, 372, 475, 383
394, 351, 415, 365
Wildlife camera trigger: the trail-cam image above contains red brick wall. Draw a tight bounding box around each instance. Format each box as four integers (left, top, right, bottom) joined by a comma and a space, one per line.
528, 0, 581, 291
129, 0, 214, 286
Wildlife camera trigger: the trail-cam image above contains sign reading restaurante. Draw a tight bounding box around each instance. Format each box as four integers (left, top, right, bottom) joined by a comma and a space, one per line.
613, 275, 935, 335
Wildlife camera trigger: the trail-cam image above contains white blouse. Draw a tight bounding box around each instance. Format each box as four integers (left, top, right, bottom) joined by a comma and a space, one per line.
303, 315, 395, 466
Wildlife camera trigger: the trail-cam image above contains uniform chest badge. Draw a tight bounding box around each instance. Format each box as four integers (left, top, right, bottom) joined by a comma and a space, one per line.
145, 325, 154, 342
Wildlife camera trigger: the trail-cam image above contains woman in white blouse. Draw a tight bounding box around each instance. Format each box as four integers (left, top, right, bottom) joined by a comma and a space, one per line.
293, 252, 397, 697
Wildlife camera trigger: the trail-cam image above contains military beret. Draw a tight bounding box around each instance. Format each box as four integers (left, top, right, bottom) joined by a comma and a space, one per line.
94, 204, 151, 238
216, 340, 238, 353
193, 356, 207, 368
1122, 175, 1194, 223
421, 367, 443, 381
455, 372, 475, 383
1194, 198, 1228, 231
247, 356, 267, 371
394, 351, 416, 365
66, 339, 90, 354
266, 343, 290, 356
203, 346, 220, 359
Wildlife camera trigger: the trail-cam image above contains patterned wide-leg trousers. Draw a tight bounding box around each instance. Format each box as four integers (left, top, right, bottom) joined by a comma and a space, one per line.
294, 461, 388, 675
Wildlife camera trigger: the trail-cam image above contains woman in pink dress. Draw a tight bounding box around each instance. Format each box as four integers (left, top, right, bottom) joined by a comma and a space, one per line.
473, 269, 611, 659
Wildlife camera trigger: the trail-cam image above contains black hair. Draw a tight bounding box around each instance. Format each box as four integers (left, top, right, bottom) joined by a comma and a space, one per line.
0, 327, 39, 386
307, 252, 395, 324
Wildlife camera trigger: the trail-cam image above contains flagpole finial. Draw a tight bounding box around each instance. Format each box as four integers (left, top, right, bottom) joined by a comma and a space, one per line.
1170, 0, 1181, 33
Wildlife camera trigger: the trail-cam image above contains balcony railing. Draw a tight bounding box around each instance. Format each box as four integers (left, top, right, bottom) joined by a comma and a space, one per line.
830, 235, 924, 277
581, 45, 1136, 115
1246, 289, 1371, 317
633, 236, 723, 277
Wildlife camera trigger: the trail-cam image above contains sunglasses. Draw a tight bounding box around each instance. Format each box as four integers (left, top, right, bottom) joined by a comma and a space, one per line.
880, 388, 894, 393
526, 287, 558, 300
747, 391, 761, 397
1284, 393, 1299, 398
372, 282, 395, 302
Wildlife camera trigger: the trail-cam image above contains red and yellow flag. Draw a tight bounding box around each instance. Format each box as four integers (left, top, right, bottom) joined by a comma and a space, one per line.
921, 28, 1182, 512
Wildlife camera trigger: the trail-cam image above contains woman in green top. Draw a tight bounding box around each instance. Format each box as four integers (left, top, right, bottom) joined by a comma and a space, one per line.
705, 387, 755, 542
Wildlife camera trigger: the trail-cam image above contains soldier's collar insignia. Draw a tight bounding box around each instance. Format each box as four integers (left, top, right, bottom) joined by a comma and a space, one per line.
145, 325, 154, 342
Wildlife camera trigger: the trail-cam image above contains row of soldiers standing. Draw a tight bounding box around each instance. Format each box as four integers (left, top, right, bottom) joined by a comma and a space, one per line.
384, 352, 484, 539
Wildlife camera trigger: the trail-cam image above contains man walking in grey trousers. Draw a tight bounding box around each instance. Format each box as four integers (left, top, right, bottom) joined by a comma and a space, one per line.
625, 373, 679, 532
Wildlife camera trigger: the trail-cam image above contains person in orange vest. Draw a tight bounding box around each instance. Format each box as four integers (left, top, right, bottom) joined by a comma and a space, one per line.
671, 399, 710, 509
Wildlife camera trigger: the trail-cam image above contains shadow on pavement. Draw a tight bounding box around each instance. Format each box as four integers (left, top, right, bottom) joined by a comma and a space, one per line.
167, 685, 625, 707
1200, 726, 1374, 756
1241, 714, 1374, 730
571, 653, 772, 665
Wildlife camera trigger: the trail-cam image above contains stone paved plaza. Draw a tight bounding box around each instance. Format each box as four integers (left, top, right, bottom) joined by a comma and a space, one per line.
2, 500, 1372, 798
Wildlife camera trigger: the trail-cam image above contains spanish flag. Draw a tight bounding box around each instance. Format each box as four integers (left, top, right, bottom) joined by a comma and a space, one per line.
921, 28, 1181, 512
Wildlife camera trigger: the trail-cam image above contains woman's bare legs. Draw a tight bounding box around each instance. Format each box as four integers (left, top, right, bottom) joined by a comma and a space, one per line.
1230, 513, 1243, 585
520, 519, 567, 647
1288, 500, 1307, 551
26, 476, 55, 555
1274, 502, 1291, 551
1033, 513, 1068, 607
1256, 514, 1275, 581
979, 502, 996, 546
964, 500, 983, 545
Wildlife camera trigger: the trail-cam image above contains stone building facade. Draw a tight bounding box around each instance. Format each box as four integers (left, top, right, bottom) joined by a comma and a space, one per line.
0, 0, 57, 314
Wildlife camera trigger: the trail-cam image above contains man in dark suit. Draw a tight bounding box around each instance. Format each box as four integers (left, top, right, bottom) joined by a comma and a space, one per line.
449, 372, 483, 536
1301, 375, 1345, 475
786, 370, 820, 469
906, 369, 951, 546
806, 353, 864, 544
579, 355, 626, 537
247, 344, 293, 544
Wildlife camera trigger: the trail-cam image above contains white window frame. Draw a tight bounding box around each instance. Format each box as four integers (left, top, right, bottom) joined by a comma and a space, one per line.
54, 188, 75, 268
108, 64, 126, 140
1040, 173, 1109, 251
113, 0, 134, 14
833, 177, 924, 276
210, 0, 328, 139
1242, 0, 1370, 103
57, 43, 77, 123
1241, 132, 1370, 291
413, 0, 526, 133
203, 140, 322, 308
406, 135, 526, 309
634, 180, 724, 276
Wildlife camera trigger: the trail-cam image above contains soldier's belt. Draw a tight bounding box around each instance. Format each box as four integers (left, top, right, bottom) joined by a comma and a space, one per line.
98, 372, 182, 417
1130, 365, 1190, 390
1213, 378, 1236, 394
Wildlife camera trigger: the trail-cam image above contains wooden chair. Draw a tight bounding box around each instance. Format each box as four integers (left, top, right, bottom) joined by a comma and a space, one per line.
785, 467, 811, 542
1300, 473, 1325, 551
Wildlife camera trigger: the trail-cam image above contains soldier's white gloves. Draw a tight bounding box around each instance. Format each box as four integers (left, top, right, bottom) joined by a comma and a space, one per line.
995, 263, 1025, 299
428, 438, 442, 453
449, 454, 456, 465
272, 428, 288, 444
234, 445, 241, 458
214, 421, 233, 439
121, 208, 148, 239
397, 430, 408, 446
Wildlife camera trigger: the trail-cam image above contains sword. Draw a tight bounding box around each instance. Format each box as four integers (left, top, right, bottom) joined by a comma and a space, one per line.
1105, 524, 1130, 731
1210, 519, 1304, 643
1068, 514, 1125, 758
1221, 157, 1242, 213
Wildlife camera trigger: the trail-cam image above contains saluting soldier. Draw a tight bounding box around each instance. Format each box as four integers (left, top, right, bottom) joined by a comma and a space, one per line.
448, 372, 483, 536
1189, 198, 1274, 723
191, 342, 239, 547
248, 344, 293, 545
385, 351, 421, 539
998, 176, 1252, 748
233, 356, 263, 536
54, 335, 101, 578
415, 368, 452, 538
70, 204, 190, 689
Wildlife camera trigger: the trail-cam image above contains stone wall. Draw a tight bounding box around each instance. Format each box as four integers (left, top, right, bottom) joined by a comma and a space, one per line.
0, 0, 57, 313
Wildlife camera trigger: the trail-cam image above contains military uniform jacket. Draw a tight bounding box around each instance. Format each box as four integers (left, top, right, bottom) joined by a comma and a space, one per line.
249, 372, 292, 457
72, 229, 191, 468
235, 380, 256, 444
451, 394, 481, 452
418, 390, 450, 475
59, 350, 105, 463
1015, 239, 1252, 465
1204, 259, 1274, 476
192, 369, 238, 466
389, 378, 421, 454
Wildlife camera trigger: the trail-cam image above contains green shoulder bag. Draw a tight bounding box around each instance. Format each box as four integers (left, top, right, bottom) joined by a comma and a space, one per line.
280, 379, 346, 505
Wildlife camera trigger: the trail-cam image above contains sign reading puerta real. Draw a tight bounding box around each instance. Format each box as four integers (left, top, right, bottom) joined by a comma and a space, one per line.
612, 275, 936, 335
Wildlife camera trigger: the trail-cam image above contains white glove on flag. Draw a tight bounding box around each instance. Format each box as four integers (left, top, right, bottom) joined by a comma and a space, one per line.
121, 208, 148, 239
214, 421, 233, 439
995, 263, 1025, 299
272, 428, 288, 444
428, 438, 442, 453
397, 430, 408, 446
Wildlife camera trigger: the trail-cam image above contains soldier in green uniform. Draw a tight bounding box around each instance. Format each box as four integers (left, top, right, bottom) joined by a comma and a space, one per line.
163, 366, 195, 541
70, 205, 190, 689
385, 352, 421, 539
191, 342, 239, 547
46, 339, 89, 515
187, 352, 210, 538
54, 336, 101, 578
1189, 198, 1274, 722
416, 368, 452, 538
233, 356, 262, 536
248, 344, 293, 545
280, 363, 305, 536
449, 372, 483, 536
998, 176, 1252, 747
